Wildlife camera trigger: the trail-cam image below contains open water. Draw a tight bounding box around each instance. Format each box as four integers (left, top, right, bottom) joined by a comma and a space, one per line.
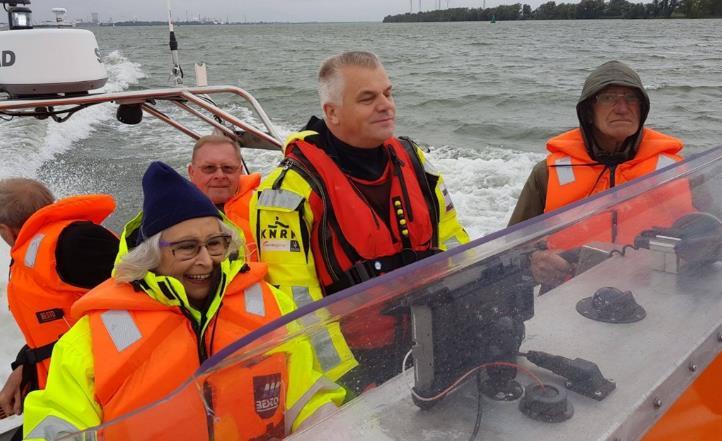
0, 19, 721, 430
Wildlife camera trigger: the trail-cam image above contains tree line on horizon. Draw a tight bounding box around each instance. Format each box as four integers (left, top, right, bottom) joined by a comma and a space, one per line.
383, 0, 722, 21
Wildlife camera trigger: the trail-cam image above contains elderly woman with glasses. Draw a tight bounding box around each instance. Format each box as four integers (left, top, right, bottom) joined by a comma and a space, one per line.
22, 161, 344, 441
508, 60, 694, 289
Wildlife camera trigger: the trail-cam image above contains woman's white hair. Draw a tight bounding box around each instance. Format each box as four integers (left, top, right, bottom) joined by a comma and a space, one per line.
318, 51, 381, 108
114, 219, 243, 283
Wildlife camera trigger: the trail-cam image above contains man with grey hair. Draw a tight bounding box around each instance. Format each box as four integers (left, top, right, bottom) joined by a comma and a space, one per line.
0, 178, 117, 439
187, 133, 261, 260
250, 51, 469, 390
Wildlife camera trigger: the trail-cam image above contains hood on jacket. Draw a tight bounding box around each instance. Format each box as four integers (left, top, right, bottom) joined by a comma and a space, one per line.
576, 60, 650, 163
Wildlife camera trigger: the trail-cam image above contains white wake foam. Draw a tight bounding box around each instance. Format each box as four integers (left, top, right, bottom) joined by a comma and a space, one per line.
425, 145, 544, 239
0, 51, 145, 432
0, 50, 146, 180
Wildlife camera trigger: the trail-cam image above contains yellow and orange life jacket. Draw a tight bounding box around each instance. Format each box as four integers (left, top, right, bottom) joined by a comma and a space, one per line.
71, 262, 287, 440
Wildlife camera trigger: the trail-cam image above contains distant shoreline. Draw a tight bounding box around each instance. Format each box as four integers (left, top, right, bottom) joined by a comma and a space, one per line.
384, 1, 722, 22
88, 21, 367, 27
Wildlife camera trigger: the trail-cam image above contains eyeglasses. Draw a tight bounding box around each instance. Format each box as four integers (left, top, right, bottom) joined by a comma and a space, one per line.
159, 234, 232, 261
595, 92, 641, 106
197, 164, 241, 175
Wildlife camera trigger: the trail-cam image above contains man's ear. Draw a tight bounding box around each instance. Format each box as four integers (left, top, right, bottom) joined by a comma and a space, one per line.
0, 224, 18, 247
187, 163, 195, 179
323, 102, 339, 126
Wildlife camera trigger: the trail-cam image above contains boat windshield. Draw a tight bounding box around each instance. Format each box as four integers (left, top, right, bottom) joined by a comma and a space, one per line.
59, 145, 722, 441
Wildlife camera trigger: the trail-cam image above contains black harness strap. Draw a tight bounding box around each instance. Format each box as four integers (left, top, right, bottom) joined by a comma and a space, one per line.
12, 341, 56, 368
325, 249, 438, 295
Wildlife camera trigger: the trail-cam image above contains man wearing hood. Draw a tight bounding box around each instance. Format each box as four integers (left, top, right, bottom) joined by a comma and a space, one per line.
508, 60, 691, 286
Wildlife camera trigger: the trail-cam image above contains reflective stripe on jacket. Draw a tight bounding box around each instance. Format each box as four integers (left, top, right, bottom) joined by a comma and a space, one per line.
544, 128, 694, 248
22, 213, 345, 441
80, 264, 289, 439
225, 172, 261, 262
8, 194, 115, 388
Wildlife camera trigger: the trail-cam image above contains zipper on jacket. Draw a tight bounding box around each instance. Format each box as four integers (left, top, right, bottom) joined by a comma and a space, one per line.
177, 305, 207, 363
167, 281, 208, 363
609, 164, 617, 188
272, 161, 292, 190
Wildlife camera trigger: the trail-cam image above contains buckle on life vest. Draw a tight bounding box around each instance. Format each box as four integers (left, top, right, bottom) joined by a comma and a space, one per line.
327, 249, 441, 295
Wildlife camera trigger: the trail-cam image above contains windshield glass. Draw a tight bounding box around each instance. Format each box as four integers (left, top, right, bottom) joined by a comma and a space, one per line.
61, 145, 722, 441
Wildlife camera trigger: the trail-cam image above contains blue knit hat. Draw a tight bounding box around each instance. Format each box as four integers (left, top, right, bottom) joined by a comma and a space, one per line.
140, 161, 221, 240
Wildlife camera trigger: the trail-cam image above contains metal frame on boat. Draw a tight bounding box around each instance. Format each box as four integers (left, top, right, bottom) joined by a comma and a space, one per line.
0, 85, 284, 150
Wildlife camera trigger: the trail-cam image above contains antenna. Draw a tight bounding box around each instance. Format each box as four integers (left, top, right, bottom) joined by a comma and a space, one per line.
167, 0, 183, 86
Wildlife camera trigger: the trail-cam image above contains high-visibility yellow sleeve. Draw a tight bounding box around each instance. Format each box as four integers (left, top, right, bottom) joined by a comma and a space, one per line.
251, 170, 358, 382
250, 167, 323, 299
23, 316, 101, 440
270, 324, 345, 434
413, 147, 471, 249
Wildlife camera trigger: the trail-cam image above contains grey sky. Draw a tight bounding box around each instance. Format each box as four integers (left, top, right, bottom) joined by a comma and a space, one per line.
30, 1, 539, 23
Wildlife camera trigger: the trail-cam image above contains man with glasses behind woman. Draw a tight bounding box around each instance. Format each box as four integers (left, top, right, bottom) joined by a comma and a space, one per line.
508, 60, 693, 288
22, 162, 344, 440
188, 134, 262, 260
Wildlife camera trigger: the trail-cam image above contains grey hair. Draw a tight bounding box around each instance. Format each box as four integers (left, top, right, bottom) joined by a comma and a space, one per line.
318, 51, 381, 107
0, 178, 54, 229
114, 219, 243, 283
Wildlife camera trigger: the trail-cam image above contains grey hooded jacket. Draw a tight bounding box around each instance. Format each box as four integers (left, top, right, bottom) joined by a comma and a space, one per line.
508, 61, 651, 226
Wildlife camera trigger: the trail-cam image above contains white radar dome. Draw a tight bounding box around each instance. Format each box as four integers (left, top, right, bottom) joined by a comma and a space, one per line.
0, 29, 107, 98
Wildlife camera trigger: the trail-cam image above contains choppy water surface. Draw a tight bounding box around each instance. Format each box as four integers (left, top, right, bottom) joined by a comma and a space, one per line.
2, 20, 722, 235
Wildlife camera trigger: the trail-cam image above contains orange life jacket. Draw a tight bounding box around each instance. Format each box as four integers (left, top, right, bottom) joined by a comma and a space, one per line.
225, 173, 261, 262
71, 262, 287, 441
285, 137, 438, 295
8, 194, 115, 388
544, 128, 694, 249
284, 137, 438, 350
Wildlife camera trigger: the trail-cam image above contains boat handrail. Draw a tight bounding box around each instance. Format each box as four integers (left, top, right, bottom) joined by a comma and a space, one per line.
0, 85, 284, 150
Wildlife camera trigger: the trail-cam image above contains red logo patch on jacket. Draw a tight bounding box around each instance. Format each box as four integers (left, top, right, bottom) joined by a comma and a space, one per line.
253, 374, 282, 419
